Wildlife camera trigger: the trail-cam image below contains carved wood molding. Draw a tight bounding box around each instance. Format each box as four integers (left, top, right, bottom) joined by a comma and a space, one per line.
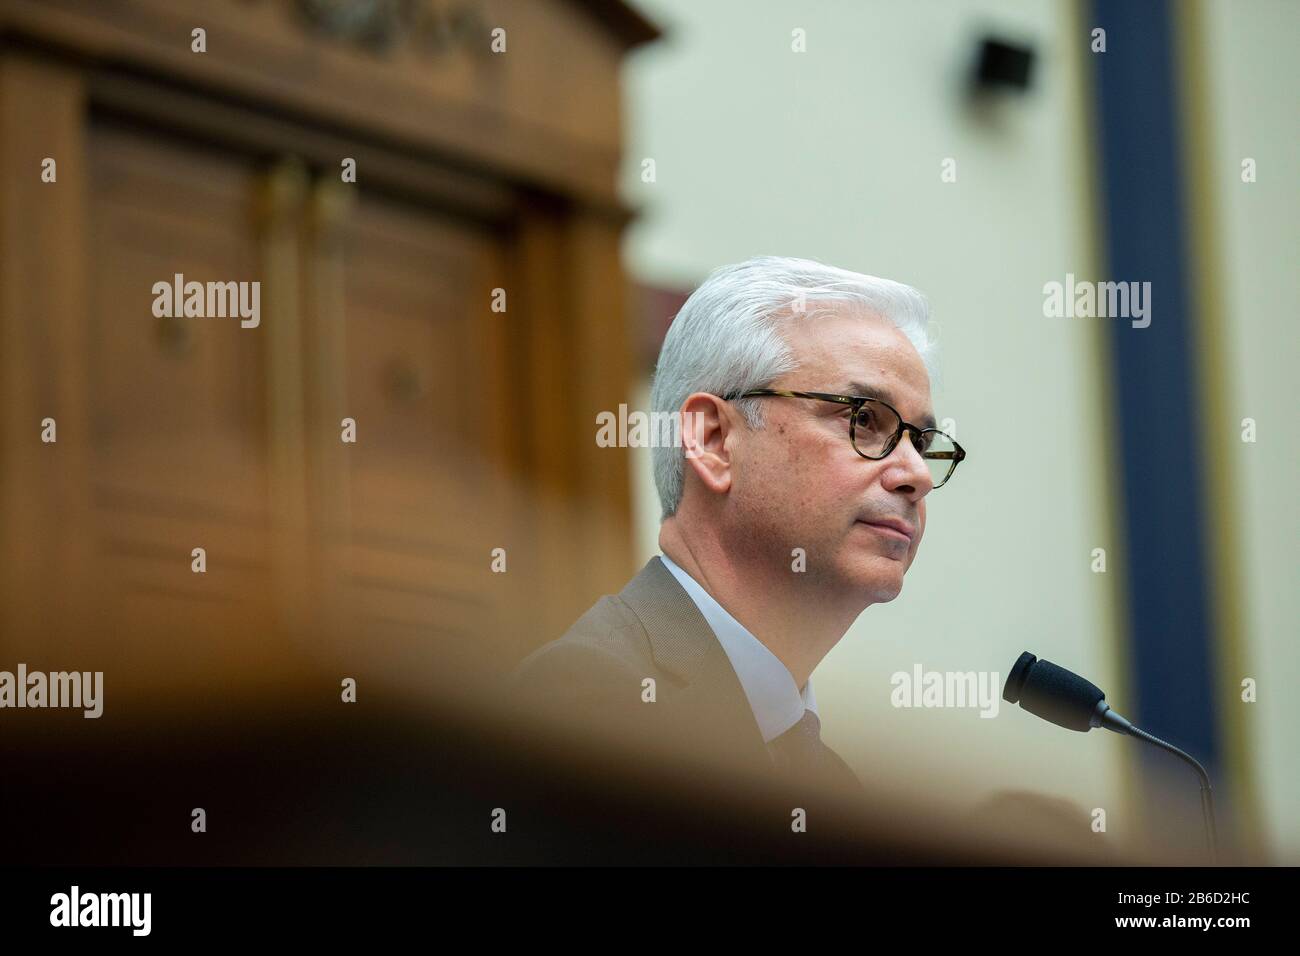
0, 0, 632, 210
295, 0, 491, 58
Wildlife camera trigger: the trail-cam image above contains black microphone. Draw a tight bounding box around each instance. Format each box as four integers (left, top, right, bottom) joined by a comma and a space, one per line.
1003, 651, 1218, 862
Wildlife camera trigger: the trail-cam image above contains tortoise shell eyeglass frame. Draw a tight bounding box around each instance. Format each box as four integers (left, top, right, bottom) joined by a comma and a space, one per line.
720, 388, 967, 489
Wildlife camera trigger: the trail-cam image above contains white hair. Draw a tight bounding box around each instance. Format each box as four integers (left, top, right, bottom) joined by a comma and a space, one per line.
649, 255, 936, 520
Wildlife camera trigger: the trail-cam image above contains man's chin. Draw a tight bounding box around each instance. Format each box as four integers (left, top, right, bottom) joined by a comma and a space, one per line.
864, 579, 904, 603
842, 560, 905, 602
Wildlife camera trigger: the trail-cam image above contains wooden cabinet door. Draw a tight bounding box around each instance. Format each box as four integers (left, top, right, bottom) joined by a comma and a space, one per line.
82, 120, 319, 706
317, 189, 515, 691
84, 123, 521, 705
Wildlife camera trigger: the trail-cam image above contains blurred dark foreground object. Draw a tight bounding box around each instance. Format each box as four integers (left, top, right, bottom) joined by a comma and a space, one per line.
964, 790, 1120, 861
1, 682, 1138, 865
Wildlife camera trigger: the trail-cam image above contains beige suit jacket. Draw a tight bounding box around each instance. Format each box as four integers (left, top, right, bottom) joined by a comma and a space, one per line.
507, 556, 863, 796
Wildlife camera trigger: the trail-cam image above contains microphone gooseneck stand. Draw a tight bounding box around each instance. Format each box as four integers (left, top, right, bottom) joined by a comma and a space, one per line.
1092, 700, 1218, 863
1005, 651, 1219, 864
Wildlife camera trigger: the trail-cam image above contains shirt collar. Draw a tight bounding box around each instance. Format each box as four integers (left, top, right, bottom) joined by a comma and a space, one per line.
658, 553, 815, 742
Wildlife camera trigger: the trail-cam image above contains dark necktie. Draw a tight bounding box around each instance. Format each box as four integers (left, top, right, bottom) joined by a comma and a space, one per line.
767, 709, 826, 776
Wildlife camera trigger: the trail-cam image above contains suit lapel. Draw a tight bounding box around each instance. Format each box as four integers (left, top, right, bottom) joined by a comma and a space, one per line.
618, 558, 866, 796
620, 557, 719, 682
619, 557, 771, 769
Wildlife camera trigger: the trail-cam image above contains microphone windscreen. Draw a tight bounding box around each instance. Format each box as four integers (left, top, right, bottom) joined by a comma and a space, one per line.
1003, 652, 1105, 732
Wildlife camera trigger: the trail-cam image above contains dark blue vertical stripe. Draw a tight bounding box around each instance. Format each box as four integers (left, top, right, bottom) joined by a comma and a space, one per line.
1089, 0, 1228, 853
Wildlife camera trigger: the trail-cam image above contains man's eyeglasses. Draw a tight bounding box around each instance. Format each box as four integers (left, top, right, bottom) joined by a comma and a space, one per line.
722, 388, 967, 489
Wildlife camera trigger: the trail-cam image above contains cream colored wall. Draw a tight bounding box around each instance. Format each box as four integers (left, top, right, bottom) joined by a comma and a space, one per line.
1193, 0, 1299, 862
620, 0, 1136, 848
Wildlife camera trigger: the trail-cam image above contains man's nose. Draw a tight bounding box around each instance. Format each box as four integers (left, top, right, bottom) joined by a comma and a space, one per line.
881, 429, 934, 498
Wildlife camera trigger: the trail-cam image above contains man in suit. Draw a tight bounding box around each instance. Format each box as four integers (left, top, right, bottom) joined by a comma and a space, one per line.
508, 255, 964, 804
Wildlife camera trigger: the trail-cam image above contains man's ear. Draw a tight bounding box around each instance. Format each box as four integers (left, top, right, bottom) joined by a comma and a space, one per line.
679, 392, 735, 497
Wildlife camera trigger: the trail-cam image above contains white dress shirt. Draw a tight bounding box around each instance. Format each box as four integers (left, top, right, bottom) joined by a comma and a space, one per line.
658, 553, 815, 743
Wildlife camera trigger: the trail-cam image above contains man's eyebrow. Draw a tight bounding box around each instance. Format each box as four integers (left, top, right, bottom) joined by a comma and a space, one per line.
842, 381, 938, 430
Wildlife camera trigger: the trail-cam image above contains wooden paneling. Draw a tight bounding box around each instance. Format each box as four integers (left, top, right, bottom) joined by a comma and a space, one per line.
0, 0, 646, 210
0, 0, 647, 712
334, 190, 512, 675
84, 119, 284, 700
0, 54, 95, 659
89, 122, 269, 519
